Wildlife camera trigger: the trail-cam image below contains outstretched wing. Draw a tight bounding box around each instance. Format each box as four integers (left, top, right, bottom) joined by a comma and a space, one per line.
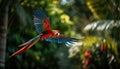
33, 10, 51, 34
45, 36, 78, 46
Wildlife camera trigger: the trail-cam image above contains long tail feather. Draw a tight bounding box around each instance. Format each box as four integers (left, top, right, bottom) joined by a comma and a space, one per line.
9, 38, 40, 58
18, 40, 31, 47
9, 44, 29, 58
19, 35, 40, 47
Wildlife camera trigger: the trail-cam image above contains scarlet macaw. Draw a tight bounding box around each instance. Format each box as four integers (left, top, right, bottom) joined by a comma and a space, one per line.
10, 10, 77, 58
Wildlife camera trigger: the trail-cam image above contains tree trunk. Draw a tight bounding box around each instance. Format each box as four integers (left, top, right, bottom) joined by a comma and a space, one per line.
0, 0, 9, 69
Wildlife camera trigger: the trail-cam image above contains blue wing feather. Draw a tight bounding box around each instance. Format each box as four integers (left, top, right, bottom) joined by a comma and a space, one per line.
45, 36, 77, 46
33, 10, 48, 34
33, 10, 47, 19
34, 17, 43, 34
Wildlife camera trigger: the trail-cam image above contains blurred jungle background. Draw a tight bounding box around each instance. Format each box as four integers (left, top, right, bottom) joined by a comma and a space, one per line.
0, 0, 120, 69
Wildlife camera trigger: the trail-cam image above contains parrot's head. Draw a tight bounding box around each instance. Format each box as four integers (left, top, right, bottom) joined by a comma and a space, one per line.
52, 30, 60, 36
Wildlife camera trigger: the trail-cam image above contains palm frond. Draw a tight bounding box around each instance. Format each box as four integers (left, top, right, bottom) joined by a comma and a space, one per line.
84, 20, 120, 33
86, 0, 120, 19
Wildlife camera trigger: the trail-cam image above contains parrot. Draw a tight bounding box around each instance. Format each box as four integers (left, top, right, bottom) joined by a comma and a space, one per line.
9, 10, 78, 58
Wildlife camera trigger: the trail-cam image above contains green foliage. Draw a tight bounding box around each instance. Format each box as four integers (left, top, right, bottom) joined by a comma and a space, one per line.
69, 36, 120, 69
86, 0, 120, 19
68, 20, 120, 69
5, 0, 120, 69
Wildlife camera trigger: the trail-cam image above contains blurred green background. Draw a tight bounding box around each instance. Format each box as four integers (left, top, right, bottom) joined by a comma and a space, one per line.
0, 0, 119, 69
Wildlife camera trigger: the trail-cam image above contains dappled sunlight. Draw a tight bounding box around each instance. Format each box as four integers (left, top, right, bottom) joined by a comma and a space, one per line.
60, 14, 73, 24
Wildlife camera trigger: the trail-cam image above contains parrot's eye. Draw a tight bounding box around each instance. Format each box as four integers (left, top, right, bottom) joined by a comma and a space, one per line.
55, 32, 60, 36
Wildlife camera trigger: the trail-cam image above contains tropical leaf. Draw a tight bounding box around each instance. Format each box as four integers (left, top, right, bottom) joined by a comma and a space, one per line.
83, 20, 120, 37
86, 0, 120, 19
